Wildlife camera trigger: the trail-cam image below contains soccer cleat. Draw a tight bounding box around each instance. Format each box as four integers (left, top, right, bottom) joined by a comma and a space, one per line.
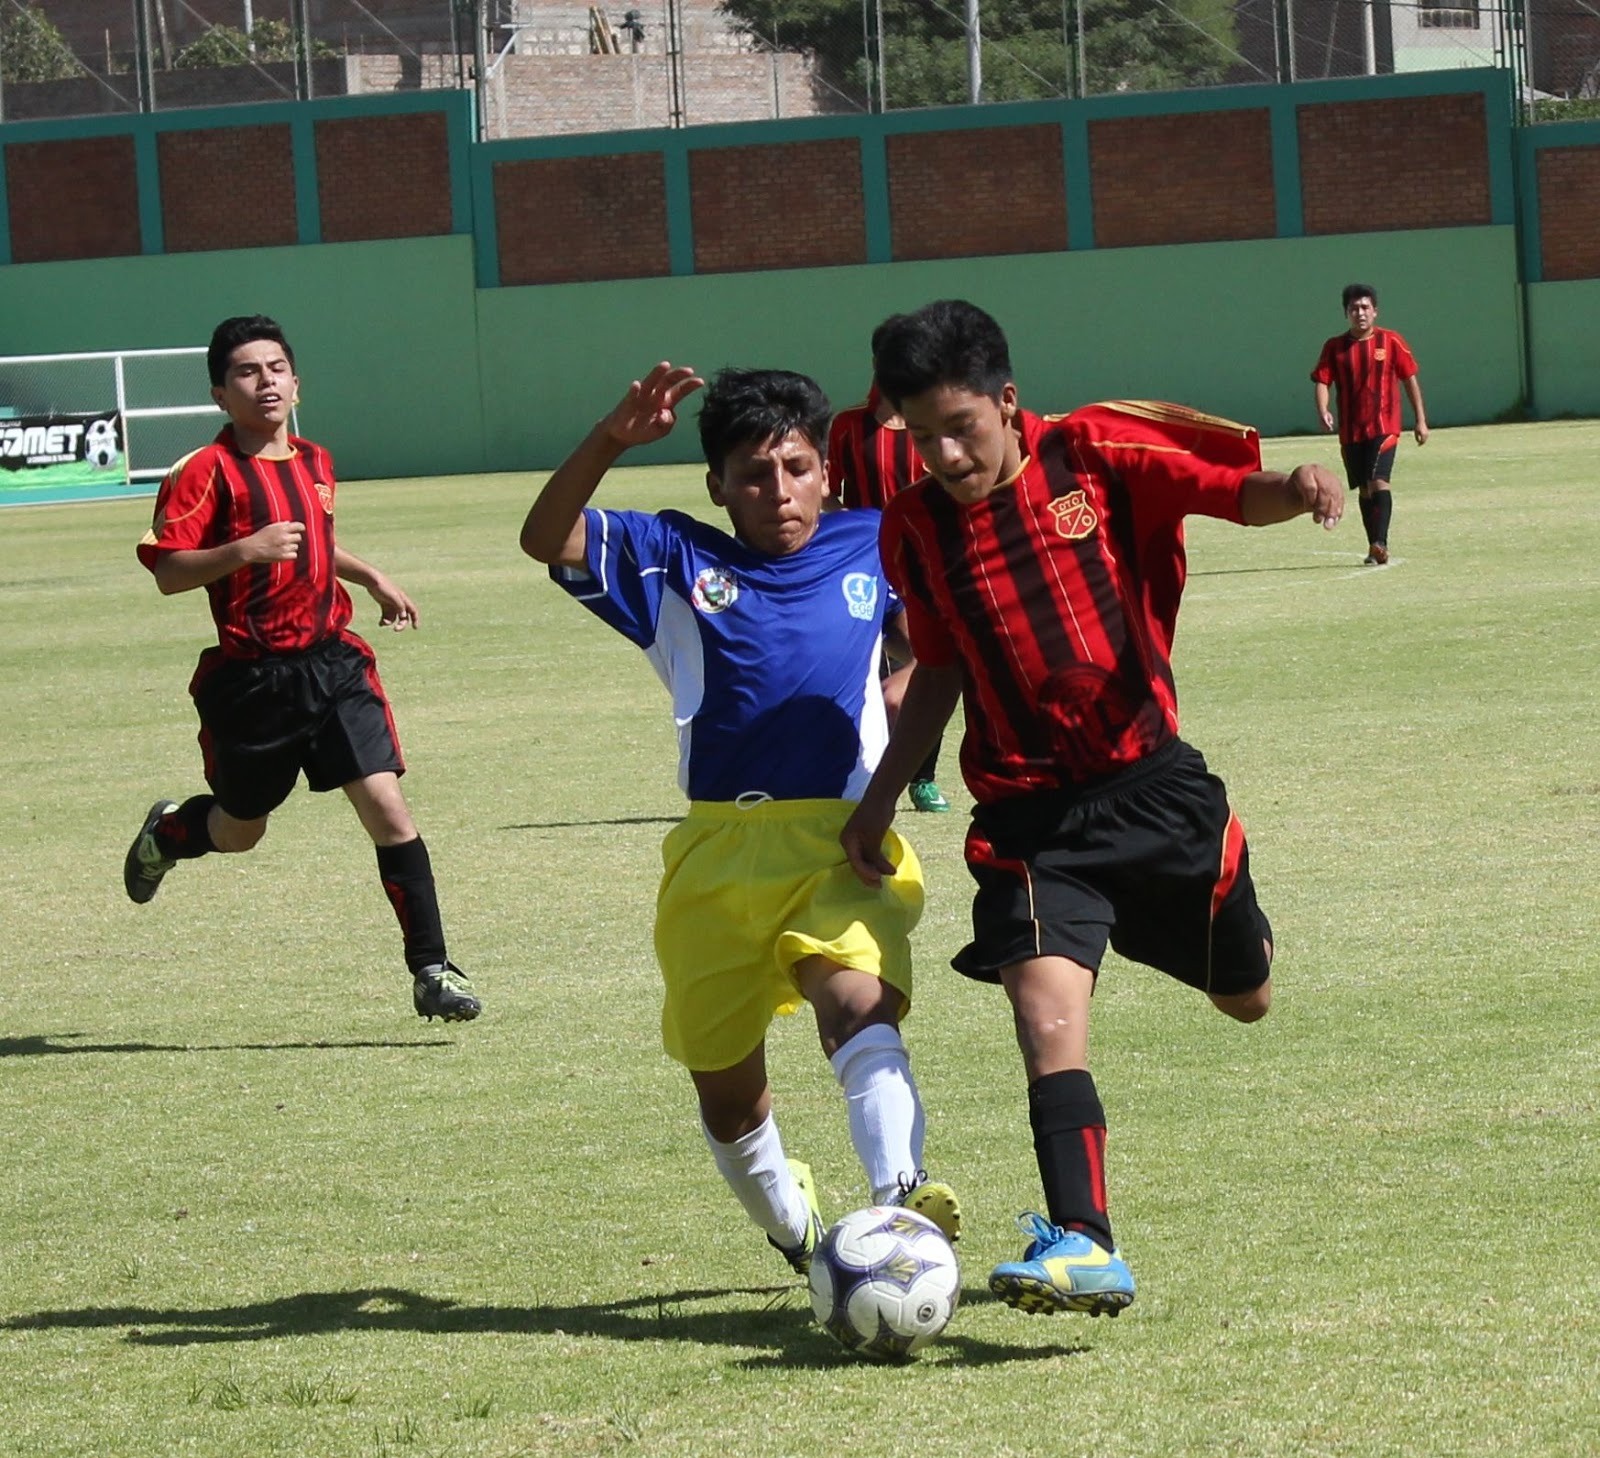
768, 1158, 824, 1276
123, 799, 180, 904
894, 1169, 962, 1244
988, 1212, 1135, 1317
908, 779, 951, 813
1369, 542, 1389, 565
412, 961, 482, 1022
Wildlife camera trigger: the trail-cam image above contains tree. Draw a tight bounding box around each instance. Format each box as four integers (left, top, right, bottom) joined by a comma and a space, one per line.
0, 3, 80, 84
718, 0, 1238, 107
175, 19, 338, 69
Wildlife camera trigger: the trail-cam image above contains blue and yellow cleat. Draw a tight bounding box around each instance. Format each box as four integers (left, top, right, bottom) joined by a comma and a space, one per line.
768, 1159, 825, 1276
988, 1213, 1135, 1317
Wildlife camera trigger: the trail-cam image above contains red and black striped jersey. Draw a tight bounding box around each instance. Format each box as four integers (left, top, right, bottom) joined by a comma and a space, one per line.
880, 401, 1261, 804
827, 385, 925, 512
1310, 328, 1418, 445
137, 428, 353, 658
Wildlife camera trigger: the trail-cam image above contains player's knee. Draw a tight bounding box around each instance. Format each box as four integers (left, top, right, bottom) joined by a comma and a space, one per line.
1210, 978, 1271, 1023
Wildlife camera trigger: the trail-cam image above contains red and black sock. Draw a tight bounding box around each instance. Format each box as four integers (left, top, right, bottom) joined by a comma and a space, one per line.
154, 796, 216, 860
1028, 1068, 1114, 1252
376, 837, 447, 973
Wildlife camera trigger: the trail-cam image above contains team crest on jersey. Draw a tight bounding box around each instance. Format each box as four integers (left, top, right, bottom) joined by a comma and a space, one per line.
313, 481, 335, 513
691, 567, 739, 614
841, 572, 879, 621
1049, 490, 1099, 541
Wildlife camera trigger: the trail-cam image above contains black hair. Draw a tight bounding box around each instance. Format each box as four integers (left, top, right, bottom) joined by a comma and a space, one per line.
696, 368, 831, 476
207, 315, 295, 387
1342, 283, 1378, 311
871, 299, 1013, 408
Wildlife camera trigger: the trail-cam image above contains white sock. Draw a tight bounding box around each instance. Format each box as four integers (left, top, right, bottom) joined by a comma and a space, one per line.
702, 1113, 810, 1247
830, 1023, 925, 1206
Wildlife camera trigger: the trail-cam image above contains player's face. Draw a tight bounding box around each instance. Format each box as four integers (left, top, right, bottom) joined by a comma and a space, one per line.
707, 429, 831, 556
1345, 296, 1378, 338
213, 340, 298, 438
898, 381, 1021, 504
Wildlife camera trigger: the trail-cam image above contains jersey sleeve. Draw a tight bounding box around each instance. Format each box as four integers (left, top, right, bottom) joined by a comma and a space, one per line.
880, 503, 958, 668
1068, 402, 1262, 526
1310, 338, 1336, 385
135, 448, 220, 571
548, 506, 677, 648
1391, 333, 1419, 379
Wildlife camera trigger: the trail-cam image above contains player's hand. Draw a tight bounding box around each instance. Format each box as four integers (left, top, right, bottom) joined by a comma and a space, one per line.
1414, 423, 1430, 446
1289, 463, 1344, 530
243, 520, 305, 562
603, 363, 705, 448
841, 800, 898, 889
1319, 410, 1335, 433
368, 575, 420, 630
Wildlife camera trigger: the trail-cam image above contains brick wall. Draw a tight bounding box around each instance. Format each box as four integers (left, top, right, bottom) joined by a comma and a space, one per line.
1089, 109, 1275, 248
1298, 93, 1490, 235
4, 135, 142, 263
689, 137, 865, 273
314, 110, 453, 242
886, 124, 1067, 261
158, 125, 299, 252
495, 153, 670, 285
1536, 145, 1600, 281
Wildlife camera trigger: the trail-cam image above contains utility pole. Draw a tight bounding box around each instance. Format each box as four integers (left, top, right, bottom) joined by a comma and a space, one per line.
133, 0, 157, 111
966, 0, 981, 103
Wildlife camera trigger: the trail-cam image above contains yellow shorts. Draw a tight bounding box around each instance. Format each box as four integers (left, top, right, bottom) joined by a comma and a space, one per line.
654, 798, 924, 1072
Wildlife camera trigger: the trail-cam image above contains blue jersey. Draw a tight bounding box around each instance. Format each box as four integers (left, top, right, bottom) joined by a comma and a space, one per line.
553, 507, 898, 802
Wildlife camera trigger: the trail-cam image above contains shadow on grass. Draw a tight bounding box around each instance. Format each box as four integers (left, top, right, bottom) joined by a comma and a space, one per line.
500, 817, 681, 831
1188, 562, 1353, 577
0, 1033, 454, 1058
3, 1284, 1090, 1366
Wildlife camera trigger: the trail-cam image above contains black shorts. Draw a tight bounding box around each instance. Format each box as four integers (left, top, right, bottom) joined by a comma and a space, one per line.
1341, 435, 1399, 492
954, 739, 1272, 997
188, 632, 405, 821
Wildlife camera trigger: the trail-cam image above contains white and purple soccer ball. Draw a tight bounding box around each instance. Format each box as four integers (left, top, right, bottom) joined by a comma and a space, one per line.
807, 1205, 960, 1362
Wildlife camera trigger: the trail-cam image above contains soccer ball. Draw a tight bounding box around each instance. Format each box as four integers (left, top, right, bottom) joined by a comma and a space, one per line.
83, 417, 119, 469
807, 1206, 960, 1362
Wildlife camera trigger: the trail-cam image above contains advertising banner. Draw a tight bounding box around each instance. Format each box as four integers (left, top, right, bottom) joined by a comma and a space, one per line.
0, 411, 129, 500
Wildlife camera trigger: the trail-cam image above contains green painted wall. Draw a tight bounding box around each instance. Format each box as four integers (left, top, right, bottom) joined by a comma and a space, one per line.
0, 235, 484, 480
476, 225, 1524, 469
0, 222, 1542, 480
1525, 280, 1600, 419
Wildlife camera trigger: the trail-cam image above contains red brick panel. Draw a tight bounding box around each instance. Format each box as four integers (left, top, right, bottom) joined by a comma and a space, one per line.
1536, 145, 1600, 281
314, 111, 453, 243
887, 125, 1066, 261
1089, 109, 1275, 248
495, 153, 670, 286
690, 138, 865, 274
5, 135, 141, 263
1298, 94, 1490, 235
158, 125, 298, 254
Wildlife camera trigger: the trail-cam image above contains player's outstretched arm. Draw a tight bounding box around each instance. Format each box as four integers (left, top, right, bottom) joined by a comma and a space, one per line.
1240, 464, 1344, 530
335, 546, 419, 630
520, 363, 705, 568
842, 662, 962, 887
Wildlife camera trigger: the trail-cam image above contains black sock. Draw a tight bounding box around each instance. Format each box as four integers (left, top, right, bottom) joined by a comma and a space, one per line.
154, 795, 216, 860
1371, 489, 1393, 546
914, 745, 940, 783
1358, 493, 1377, 547
1029, 1069, 1115, 1252
376, 837, 447, 973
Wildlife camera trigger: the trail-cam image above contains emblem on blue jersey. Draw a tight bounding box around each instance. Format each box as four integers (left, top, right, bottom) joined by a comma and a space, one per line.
841, 572, 879, 621
691, 566, 740, 614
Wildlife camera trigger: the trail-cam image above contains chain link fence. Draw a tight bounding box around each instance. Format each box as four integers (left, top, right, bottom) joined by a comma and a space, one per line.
2, 0, 1596, 133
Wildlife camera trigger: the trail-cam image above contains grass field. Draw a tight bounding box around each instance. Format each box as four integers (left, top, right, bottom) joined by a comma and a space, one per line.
2, 421, 1597, 1457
